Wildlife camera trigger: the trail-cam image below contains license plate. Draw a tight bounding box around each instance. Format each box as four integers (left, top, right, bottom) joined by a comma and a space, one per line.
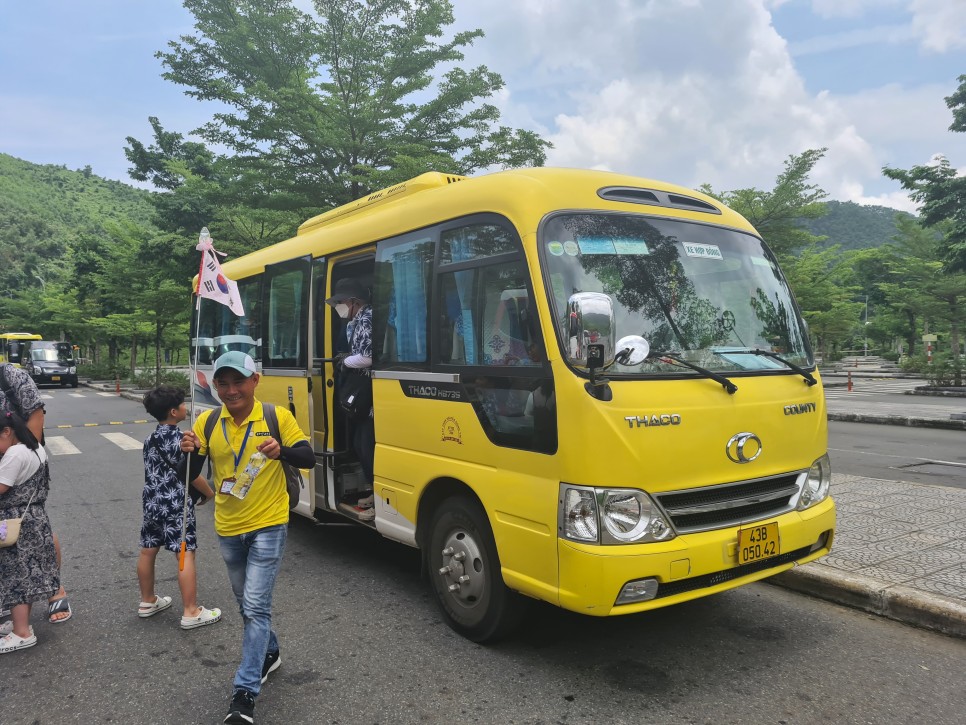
51, 375, 61, 381
737, 522, 780, 564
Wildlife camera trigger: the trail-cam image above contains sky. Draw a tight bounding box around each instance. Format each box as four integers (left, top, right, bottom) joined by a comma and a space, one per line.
2, 0, 965, 213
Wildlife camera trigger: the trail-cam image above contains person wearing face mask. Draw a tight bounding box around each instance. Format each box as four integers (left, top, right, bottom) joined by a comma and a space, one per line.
325, 278, 375, 520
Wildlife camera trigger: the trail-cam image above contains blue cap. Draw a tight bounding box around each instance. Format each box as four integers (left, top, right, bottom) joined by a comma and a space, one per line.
213, 351, 257, 378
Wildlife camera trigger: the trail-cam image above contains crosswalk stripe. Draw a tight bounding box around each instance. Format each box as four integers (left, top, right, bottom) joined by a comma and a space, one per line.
101, 432, 143, 450
68, 393, 85, 398
45, 436, 81, 456
41, 394, 53, 399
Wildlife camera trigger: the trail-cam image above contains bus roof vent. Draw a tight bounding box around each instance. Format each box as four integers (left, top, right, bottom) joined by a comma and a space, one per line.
598, 187, 660, 205
298, 171, 468, 235
598, 186, 721, 215
666, 193, 720, 213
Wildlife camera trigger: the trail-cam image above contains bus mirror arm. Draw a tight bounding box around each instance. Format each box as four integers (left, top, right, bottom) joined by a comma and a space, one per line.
585, 343, 613, 401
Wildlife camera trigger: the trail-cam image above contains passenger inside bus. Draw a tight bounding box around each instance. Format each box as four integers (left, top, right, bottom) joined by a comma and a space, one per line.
327, 276, 375, 521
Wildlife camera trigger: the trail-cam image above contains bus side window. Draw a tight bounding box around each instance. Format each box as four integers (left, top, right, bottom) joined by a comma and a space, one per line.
373, 232, 435, 366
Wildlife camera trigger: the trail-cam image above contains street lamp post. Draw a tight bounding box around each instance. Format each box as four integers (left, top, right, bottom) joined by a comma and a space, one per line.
864, 295, 868, 357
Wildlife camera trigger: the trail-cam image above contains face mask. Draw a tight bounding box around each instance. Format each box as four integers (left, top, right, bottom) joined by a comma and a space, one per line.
335, 303, 350, 319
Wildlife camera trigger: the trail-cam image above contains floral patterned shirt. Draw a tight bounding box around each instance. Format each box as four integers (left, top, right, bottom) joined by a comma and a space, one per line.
0, 363, 45, 420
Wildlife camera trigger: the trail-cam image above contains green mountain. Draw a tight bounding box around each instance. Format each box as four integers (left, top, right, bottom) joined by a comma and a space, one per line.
801, 199, 916, 251
0, 153, 155, 292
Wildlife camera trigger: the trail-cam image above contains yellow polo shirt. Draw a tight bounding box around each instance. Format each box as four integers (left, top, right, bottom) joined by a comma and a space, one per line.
194, 400, 308, 537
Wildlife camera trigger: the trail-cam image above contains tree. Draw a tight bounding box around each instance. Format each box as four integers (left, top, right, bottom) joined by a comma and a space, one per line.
131, 0, 550, 218
701, 148, 828, 261
883, 75, 966, 272
882, 216, 965, 383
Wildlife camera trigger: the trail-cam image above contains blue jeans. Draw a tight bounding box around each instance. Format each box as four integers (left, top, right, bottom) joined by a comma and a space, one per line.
218, 524, 287, 695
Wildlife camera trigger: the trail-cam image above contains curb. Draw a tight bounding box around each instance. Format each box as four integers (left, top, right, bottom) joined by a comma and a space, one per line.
768, 564, 966, 639
827, 411, 966, 431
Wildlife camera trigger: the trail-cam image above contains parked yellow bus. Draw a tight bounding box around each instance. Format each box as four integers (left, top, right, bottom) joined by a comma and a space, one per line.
0, 332, 42, 366
191, 168, 834, 641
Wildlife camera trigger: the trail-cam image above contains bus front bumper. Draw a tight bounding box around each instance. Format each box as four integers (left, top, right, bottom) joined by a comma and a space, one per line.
556, 497, 835, 616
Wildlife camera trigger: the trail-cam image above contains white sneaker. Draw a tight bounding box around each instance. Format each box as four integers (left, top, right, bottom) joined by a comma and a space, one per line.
0, 627, 36, 654
357, 493, 374, 508
181, 606, 222, 630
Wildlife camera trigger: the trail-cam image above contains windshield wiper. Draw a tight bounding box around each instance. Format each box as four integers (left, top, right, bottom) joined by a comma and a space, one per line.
718, 349, 817, 386
651, 350, 738, 395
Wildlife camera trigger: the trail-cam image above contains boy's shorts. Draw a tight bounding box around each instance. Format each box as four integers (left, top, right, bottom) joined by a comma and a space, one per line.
140, 515, 197, 554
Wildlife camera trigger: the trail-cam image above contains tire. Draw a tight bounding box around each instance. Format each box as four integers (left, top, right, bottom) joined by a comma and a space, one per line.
426, 496, 526, 643
70, 380, 78, 388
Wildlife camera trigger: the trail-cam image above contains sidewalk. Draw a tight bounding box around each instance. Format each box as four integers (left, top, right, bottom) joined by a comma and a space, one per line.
768, 383, 966, 638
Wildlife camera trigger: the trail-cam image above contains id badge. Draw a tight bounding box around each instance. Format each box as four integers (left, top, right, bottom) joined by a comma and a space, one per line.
220, 477, 236, 494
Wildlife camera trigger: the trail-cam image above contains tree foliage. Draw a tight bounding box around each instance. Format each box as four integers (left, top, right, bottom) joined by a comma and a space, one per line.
701, 148, 828, 260
134, 0, 550, 219
883, 75, 966, 272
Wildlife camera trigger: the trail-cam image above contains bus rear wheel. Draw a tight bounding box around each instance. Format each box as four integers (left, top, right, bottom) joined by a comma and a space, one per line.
427, 496, 525, 643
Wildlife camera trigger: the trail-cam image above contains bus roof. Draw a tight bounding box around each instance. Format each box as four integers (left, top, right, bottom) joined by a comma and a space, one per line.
211, 167, 759, 282
0, 332, 42, 339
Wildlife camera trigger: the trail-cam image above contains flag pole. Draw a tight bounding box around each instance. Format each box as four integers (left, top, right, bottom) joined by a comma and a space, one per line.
179, 292, 203, 572
179, 228, 210, 572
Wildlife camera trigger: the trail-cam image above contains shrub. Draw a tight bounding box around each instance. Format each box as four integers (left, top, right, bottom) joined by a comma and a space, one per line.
79, 362, 129, 381
923, 353, 964, 387
132, 369, 190, 393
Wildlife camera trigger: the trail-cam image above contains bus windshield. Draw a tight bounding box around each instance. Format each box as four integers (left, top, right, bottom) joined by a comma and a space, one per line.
541, 213, 812, 376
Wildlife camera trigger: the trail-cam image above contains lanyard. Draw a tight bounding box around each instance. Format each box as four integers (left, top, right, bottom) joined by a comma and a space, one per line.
222, 419, 254, 473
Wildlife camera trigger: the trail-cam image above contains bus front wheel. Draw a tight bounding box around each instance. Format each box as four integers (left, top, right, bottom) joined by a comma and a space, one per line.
427, 496, 525, 643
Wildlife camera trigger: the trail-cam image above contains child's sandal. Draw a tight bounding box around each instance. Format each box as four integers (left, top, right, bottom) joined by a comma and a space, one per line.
138, 595, 173, 618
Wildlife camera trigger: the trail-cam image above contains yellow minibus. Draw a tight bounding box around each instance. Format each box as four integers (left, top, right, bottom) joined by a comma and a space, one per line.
191, 168, 835, 641
0, 332, 42, 366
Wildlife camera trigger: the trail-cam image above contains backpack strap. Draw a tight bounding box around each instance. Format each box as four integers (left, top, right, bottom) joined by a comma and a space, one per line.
262, 402, 304, 507
262, 402, 280, 440
202, 406, 222, 448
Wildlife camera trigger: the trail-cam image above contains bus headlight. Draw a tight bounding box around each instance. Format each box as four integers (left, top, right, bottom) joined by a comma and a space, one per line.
797, 454, 831, 510
560, 484, 675, 544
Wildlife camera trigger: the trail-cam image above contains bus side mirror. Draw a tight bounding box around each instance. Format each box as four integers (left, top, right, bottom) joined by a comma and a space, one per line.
566, 292, 616, 371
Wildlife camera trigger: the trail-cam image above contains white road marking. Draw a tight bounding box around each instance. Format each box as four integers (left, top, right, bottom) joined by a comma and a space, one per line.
41, 394, 54, 399
97, 392, 116, 397
101, 432, 143, 450
45, 436, 81, 456
68, 393, 86, 398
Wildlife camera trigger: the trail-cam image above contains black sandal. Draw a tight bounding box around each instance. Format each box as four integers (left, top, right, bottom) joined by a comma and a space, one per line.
48, 596, 72, 624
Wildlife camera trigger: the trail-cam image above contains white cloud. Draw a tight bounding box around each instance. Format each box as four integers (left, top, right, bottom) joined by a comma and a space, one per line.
910, 0, 966, 52
452, 0, 966, 212
460, 1, 875, 193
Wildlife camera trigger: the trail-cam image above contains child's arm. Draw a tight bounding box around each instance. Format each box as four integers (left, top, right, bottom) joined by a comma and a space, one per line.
190, 474, 215, 505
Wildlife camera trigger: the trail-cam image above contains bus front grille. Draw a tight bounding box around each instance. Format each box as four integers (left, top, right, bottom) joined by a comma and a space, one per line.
654, 473, 803, 533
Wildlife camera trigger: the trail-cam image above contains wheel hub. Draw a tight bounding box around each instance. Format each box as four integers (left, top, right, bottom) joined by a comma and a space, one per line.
437, 530, 485, 605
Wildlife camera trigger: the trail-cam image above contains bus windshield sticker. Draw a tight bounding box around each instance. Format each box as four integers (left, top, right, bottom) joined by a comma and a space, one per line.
577, 237, 617, 255
563, 241, 579, 256
683, 242, 723, 260
547, 241, 565, 256
612, 239, 650, 255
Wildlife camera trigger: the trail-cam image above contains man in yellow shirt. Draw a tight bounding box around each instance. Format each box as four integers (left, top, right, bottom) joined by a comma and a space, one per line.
181, 352, 314, 725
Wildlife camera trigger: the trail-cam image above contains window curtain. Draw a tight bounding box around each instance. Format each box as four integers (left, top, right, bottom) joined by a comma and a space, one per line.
450, 234, 477, 364
391, 247, 428, 361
